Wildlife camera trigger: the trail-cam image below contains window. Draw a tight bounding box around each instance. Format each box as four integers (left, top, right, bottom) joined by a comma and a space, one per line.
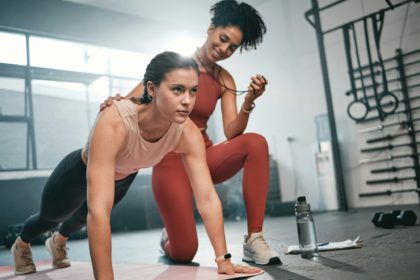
0, 77, 25, 116
0, 123, 27, 170
1, 31, 145, 170
0, 32, 26, 65
30, 37, 86, 72
107, 49, 148, 78
32, 80, 89, 168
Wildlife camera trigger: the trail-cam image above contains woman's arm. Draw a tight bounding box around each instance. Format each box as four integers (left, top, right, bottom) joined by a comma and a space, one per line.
86, 105, 126, 280
219, 68, 267, 139
175, 119, 260, 275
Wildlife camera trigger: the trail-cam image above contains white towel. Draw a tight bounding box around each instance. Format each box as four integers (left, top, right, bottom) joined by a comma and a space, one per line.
285, 236, 363, 254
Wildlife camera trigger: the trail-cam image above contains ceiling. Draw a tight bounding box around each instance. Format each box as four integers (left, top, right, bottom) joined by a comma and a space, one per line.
62, 0, 271, 30
59, 0, 272, 54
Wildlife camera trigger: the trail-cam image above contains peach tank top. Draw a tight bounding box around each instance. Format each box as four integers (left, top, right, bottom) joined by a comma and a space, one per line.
82, 99, 184, 175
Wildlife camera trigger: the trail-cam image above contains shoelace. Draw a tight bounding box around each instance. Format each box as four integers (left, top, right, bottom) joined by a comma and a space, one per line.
252, 235, 270, 250
56, 245, 70, 257
20, 250, 34, 264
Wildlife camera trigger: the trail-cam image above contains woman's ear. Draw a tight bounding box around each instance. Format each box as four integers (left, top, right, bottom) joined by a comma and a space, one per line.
146, 81, 156, 98
207, 24, 215, 35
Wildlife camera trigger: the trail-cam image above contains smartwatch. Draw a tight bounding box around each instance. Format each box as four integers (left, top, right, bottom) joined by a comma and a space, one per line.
215, 253, 232, 263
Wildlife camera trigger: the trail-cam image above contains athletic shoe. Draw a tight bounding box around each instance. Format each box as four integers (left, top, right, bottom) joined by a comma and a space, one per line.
160, 227, 168, 254
11, 239, 36, 275
45, 235, 71, 269
242, 232, 282, 265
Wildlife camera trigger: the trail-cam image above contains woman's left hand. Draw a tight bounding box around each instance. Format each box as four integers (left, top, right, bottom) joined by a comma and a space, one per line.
246, 74, 267, 102
217, 260, 262, 275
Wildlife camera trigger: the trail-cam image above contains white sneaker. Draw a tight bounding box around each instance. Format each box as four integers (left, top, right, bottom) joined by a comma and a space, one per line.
45, 235, 71, 269
242, 232, 282, 265
11, 239, 36, 275
160, 228, 168, 254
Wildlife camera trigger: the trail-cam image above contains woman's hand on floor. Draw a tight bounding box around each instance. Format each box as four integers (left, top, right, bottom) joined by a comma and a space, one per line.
217, 260, 262, 275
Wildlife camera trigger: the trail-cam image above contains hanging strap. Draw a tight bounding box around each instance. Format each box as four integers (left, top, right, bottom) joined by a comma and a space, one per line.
363, 16, 384, 120
342, 24, 358, 100
351, 23, 370, 108
371, 11, 390, 94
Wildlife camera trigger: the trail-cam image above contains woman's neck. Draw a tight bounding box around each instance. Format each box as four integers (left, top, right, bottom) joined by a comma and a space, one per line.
136, 104, 172, 143
195, 47, 216, 72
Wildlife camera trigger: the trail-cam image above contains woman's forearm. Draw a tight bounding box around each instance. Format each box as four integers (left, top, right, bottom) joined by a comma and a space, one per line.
87, 212, 114, 280
224, 97, 255, 139
197, 194, 228, 257
225, 113, 250, 139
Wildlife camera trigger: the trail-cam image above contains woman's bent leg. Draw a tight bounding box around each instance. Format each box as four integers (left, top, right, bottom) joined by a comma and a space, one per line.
58, 172, 136, 237
20, 149, 88, 243
152, 153, 198, 262
13, 149, 87, 275
206, 133, 269, 233
206, 133, 281, 265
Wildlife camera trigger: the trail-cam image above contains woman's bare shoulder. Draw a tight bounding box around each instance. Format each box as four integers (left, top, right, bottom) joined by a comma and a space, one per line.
175, 119, 203, 154
216, 64, 233, 81
95, 103, 126, 136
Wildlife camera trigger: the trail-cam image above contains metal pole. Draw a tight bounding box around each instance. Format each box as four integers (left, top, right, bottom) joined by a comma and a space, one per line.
25, 34, 37, 169
310, 0, 348, 211
83, 49, 92, 131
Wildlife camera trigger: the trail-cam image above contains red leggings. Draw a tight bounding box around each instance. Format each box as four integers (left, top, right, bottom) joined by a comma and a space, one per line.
152, 132, 269, 262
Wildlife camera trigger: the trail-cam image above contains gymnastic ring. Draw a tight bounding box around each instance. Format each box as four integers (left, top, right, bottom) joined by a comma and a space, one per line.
347, 99, 369, 122
379, 91, 399, 116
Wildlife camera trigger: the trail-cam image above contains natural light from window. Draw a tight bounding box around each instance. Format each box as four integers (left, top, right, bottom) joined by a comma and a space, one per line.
0, 31, 27, 65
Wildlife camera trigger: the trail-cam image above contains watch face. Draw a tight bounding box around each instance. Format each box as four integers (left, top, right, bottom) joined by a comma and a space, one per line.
215, 253, 232, 263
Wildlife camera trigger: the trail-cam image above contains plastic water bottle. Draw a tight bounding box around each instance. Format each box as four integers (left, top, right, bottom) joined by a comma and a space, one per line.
295, 196, 319, 258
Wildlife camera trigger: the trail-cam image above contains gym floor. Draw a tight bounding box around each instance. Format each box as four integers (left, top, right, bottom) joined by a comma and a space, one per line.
0, 204, 419, 280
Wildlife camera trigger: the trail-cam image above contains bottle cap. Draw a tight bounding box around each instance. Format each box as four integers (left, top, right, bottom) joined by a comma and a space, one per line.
295, 196, 311, 212
297, 196, 306, 203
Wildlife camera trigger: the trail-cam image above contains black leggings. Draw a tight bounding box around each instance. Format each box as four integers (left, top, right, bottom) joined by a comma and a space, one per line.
20, 149, 137, 243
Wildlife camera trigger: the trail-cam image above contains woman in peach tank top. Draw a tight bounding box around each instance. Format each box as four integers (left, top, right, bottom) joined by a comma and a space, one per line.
10, 51, 259, 279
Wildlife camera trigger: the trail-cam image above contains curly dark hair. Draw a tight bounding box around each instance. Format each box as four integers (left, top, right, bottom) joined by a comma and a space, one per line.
210, 0, 267, 51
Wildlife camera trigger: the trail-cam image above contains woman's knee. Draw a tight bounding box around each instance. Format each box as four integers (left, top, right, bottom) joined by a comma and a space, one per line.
170, 240, 198, 262
241, 132, 268, 151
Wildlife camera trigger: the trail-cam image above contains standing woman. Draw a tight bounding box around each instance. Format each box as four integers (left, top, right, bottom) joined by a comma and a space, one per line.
11, 51, 259, 279
103, 0, 279, 265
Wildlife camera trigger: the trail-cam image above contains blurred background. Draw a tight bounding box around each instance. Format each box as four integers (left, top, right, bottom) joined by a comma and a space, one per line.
0, 0, 419, 246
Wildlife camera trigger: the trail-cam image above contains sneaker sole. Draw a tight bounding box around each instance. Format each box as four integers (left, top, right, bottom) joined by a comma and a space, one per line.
13, 269, 37, 276
242, 250, 282, 265
45, 238, 71, 269
242, 255, 282, 265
